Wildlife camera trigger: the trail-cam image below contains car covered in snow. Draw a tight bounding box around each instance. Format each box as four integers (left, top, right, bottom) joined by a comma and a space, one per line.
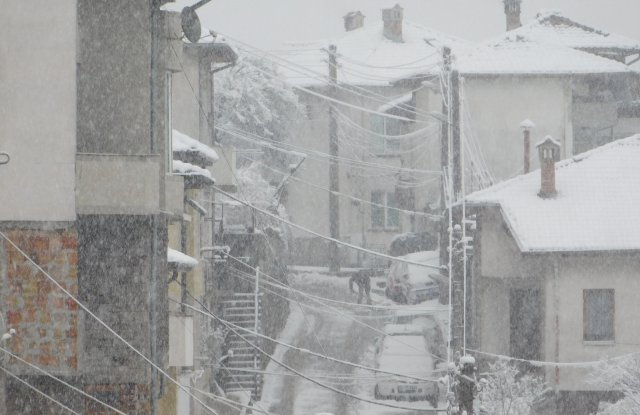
385, 250, 440, 304
374, 324, 438, 406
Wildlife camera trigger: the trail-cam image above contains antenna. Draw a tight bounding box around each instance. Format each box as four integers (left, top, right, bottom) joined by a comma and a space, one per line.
181, 0, 213, 43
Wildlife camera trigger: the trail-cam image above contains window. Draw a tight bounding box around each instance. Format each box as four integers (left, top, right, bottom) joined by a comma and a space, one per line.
370, 115, 401, 155
371, 191, 399, 229
583, 289, 615, 342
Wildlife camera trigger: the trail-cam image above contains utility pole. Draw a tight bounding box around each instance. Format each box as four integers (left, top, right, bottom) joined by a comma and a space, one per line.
328, 44, 341, 273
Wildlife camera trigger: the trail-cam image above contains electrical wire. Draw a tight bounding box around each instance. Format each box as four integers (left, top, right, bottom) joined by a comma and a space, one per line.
0, 366, 81, 415
182, 292, 447, 412
210, 186, 441, 270
223, 254, 446, 363
0, 231, 221, 415
240, 157, 441, 220
0, 346, 129, 415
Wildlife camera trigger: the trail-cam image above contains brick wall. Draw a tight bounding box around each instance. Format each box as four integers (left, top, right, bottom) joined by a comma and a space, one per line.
1, 228, 79, 374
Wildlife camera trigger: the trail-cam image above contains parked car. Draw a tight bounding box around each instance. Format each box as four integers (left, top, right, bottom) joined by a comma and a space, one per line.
374, 324, 438, 406
385, 251, 440, 304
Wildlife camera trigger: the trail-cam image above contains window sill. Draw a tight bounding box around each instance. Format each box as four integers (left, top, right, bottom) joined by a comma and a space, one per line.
369, 227, 400, 233
583, 340, 615, 346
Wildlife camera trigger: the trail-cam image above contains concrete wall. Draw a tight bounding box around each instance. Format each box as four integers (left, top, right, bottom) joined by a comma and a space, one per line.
76, 154, 161, 215
172, 47, 201, 141
76, 0, 152, 154
0, 0, 77, 222
77, 215, 168, 384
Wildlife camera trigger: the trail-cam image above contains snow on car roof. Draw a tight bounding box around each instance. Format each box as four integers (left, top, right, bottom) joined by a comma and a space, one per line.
378, 335, 433, 374
383, 324, 424, 336
466, 135, 640, 252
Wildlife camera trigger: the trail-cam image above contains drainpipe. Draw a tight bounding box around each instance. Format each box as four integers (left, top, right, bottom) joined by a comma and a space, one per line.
520, 119, 535, 174
553, 256, 560, 393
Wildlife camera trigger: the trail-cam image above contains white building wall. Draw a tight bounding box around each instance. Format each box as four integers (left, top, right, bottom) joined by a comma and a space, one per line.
546, 255, 640, 391
476, 208, 640, 392
458, 76, 569, 182
0, 0, 77, 221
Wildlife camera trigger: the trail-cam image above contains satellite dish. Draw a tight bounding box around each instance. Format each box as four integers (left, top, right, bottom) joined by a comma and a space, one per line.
181, 6, 202, 43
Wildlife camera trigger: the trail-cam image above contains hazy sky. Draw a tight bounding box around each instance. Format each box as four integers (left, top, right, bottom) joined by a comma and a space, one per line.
195, 0, 640, 50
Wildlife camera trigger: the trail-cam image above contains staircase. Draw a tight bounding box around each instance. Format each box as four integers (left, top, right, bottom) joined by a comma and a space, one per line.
220, 292, 263, 400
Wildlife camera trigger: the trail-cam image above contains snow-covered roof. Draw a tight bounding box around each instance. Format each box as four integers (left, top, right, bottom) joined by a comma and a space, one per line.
276, 20, 468, 87
377, 92, 413, 113
167, 247, 198, 270
466, 135, 640, 253
457, 38, 631, 76
172, 129, 219, 165
498, 11, 640, 56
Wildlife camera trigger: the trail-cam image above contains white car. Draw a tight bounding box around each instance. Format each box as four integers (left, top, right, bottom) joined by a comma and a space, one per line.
386, 251, 440, 304
374, 325, 438, 406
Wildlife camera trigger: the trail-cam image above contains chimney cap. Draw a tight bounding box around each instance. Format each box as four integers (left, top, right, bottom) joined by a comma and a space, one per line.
520, 119, 535, 130
536, 135, 561, 149
343, 10, 364, 19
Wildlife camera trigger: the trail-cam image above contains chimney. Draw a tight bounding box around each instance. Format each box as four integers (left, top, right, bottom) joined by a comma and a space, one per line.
382, 4, 403, 42
504, 0, 522, 31
536, 136, 561, 198
343, 11, 365, 32
520, 119, 535, 173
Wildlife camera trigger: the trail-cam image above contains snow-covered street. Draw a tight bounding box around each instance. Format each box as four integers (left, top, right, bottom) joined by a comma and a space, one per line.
258, 270, 444, 415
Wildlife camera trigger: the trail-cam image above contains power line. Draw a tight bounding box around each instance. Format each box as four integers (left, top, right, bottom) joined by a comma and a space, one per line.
223, 255, 446, 363
182, 292, 446, 413
241, 157, 441, 220
225, 33, 445, 122
0, 231, 221, 415
0, 345, 129, 415
219, 125, 443, 175
0, 366, 80, 415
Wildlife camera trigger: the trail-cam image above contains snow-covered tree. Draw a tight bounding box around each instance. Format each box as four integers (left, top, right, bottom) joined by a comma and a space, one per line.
479, 360, 546, 415
214, 49, 304, 172
592, 355, 640, 414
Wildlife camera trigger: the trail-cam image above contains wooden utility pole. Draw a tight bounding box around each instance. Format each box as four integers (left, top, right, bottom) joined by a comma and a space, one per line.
328, 44, 341, 273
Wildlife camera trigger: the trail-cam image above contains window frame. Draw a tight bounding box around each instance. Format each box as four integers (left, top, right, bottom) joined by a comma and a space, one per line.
583, 288, 615, 343
370, 190, 399, 230
369, 115, 401, 155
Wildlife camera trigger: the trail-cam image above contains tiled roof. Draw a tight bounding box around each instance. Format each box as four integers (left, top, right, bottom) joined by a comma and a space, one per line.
466, 135, 640, 252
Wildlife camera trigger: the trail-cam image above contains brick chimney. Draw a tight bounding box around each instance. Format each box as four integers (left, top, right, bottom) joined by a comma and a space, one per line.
504, 0, 522, 31
382, 4, 403, 42
520, 119, 535, 173
343, 11, 365, 32
536, 136, 561, 198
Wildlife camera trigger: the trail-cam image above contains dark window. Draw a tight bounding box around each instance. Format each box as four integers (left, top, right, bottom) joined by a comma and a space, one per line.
584, 289, 615, 341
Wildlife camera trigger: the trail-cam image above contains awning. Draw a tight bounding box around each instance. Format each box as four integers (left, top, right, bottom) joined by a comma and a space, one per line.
172, 160, 216, 189
172, 129, 219, 166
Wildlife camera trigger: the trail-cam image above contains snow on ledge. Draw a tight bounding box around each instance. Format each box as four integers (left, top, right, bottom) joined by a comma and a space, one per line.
167, 248, 198, 269
172, 160, 214, 180
172, 129, 219, 163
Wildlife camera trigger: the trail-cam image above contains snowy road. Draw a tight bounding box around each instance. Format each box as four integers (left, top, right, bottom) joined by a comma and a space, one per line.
257, 271, 442, 415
